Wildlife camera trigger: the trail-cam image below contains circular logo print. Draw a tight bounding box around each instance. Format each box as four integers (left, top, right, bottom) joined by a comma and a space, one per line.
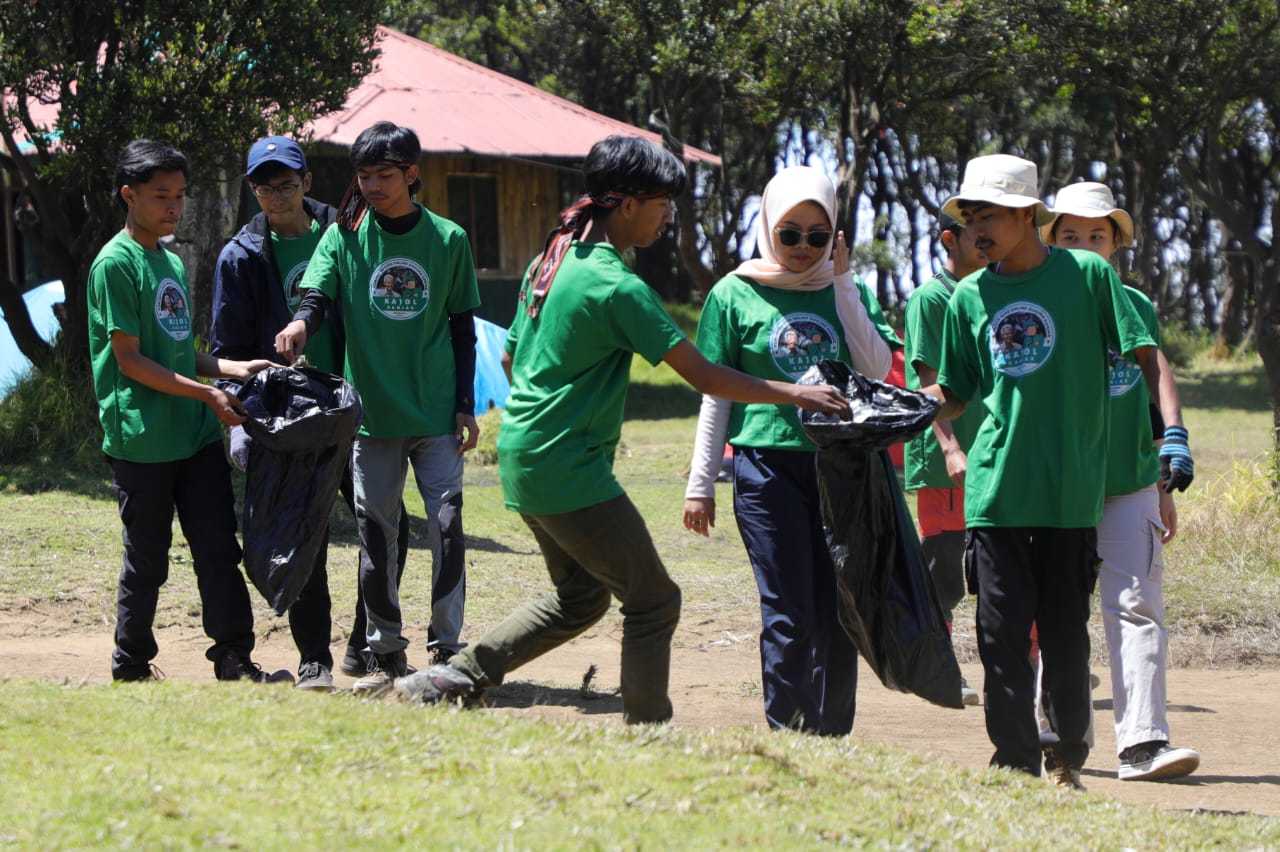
988, 301, 1055, 378
769, 312, 841, 379
153, 279, 191, 341
1108, 348, 1143, 398
282, 260, 308, 312
369, 258, 429, 320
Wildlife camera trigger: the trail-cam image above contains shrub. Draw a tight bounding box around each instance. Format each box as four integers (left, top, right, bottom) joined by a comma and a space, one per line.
0, 356, 100, 468
1160, 323, 1212, 368
472, 406, 505, 466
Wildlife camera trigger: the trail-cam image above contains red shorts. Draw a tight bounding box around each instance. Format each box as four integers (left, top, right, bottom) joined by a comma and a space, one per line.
916, 486, 965, 537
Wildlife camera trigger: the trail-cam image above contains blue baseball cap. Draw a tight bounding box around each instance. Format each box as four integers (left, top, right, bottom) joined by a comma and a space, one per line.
245, 136, 307, 178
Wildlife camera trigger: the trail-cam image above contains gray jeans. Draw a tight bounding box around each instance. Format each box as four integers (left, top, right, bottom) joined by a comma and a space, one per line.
352, 434, 465, 655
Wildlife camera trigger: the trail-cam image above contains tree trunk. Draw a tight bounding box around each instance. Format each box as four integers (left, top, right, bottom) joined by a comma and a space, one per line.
1216, 233, 1253, 354
1252, 259, 1280, 487
0, 275, 53, 370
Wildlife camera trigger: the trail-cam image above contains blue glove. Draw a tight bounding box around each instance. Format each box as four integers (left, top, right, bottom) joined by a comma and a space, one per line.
1159, 425, 1193, 492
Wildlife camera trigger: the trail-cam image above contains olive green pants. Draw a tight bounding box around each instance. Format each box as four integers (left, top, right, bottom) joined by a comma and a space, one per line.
449, 493, 681, 723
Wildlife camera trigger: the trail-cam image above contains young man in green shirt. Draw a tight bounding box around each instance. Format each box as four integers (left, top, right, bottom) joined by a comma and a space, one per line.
922, 155, 1190, 789
275, 123, 481, 694
902, 213, 987, 707
211, 136, 410, 690
395, 136, 849, 724
89, 140, 283, 683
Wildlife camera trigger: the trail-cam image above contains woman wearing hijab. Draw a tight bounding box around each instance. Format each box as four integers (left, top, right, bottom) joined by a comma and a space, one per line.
683, 166, 892, 735
1041, 181, 1200, 781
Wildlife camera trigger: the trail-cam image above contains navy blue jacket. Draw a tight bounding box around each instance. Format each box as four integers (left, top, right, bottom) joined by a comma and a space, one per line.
210, 197, 338, 364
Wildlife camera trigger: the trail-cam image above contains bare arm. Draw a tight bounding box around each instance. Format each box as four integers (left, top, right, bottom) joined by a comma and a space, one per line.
917, 382, 968, 421
1134, 346, 1183, 429
112, 333, 266, 426
916, 363, 967, 486
662, 340, 848, 413
501, 349, 513, 383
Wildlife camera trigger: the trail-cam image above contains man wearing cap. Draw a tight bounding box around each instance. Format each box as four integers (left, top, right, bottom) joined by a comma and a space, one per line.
211, 136, 409, 690
901, 213, 987, 707
920, 154, 1190, 790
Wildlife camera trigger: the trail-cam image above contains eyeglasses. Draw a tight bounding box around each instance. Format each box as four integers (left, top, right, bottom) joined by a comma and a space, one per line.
251, 181, 301, 200
775, 227, 832, 248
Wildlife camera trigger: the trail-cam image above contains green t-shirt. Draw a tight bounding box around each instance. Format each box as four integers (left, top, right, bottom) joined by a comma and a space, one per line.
857, 279, 904, 349
936, 248, 1156, 528
902, 268, 985, 491
498, 242, 686, 515
87, 230, 222, 463
273, 219, 340, 375
1105, 286, 1162, 497
696, 273, 851, 452
299, 205, 481, 438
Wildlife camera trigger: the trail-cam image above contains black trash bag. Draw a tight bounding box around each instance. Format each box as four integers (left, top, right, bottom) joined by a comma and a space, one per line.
799, 360, 963, 709
235, 366, 362, 615
797, 359, 940, 450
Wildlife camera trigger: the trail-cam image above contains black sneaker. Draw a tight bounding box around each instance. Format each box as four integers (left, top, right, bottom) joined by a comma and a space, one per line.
114, 663, 165, 682
340, 645, 371, 677
352, 650, 409, 696
214, 652, 294, 685
295, 661, 335, 692
394, 664, 479, 705
1118, 740, 1200, 781
427, 645, 455, 667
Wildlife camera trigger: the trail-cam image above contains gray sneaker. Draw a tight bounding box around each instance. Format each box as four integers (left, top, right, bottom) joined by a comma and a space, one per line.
960, 677, 980, 706
352, 651, 409, 697
1118, 741, 1200, 781
295, 661, 335, 692
394, 664, 478, 705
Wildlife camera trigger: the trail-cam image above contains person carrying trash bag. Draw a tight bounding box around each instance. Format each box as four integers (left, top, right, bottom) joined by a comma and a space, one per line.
795, 360, 962, 711
211, 136, 411, 691
917, 155, 1186, 791
682, 165, 893, 736
235, 365, 362, 627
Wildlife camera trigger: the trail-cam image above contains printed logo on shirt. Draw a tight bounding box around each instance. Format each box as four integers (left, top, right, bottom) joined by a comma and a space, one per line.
153, 279, 191, 341
988, 301, 1055, 377
282, 261, 308, 312
369, 258, 430, 320
768, 312, 840, 379
1108, 348, 1143, 397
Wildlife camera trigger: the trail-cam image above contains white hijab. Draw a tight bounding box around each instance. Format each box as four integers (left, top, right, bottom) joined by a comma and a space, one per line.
734, 165, 839, 291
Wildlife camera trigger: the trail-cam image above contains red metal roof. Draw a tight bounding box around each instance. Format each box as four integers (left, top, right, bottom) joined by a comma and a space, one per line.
306, 26, 721, 166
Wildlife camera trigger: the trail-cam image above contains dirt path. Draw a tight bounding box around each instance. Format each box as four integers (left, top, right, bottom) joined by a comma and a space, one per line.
2, 616, 1276, 819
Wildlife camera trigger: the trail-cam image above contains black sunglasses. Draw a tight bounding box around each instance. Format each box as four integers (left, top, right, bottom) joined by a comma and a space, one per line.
775, 227, 832, 248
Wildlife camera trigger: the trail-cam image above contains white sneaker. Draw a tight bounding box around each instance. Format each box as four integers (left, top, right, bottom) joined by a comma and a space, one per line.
1118, 742, 1200, 781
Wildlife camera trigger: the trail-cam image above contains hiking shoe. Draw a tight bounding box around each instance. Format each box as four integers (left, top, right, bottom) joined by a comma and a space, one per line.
427, 645, 456, 668
295, 661, 335, 692
352, 651, 409, 697
214, 652, 294, 685
340, 645, 370, 677
1049, 763, 1086, 791
1118, 741, 1200, 781
114, 663, 165, 682
394, 664, 479, 705
960, 677, 980, 707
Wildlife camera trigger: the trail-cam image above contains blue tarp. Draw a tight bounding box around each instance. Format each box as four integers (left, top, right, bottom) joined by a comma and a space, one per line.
0, 280, 64, 397
473, 316, 511, 415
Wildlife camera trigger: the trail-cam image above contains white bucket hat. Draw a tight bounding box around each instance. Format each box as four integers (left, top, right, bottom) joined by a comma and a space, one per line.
941, 154, 1054, 226
1041, 181, 1135, 247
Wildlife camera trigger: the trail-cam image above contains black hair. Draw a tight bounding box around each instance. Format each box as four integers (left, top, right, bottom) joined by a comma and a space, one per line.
1048, 215, 1122, 244
583, 135, 687, 201
337, 122, 423, 229
955, 199, 994, 213
114, 139, 188, 211
248, 160, 306, 185
937, 213, 963, 256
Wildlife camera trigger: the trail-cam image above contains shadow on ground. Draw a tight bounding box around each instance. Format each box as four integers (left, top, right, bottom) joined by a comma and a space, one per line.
1178, 365, 1271, 411
483, 680, 624, 715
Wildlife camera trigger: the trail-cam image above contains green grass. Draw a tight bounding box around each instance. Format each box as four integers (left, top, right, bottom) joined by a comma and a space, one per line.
1, 679, 1276, 849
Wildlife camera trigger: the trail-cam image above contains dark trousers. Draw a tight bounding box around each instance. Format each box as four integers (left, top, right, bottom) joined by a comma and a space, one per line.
108, 441, 254, 679
450, 493, 682, 724
339, 468, 410, 656
921, 530, 966, 625
733, 446, 858, 736
966, 526, 1099, 775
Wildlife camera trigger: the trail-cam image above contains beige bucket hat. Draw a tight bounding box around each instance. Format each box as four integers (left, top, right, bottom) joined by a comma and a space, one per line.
941, 154, 1054, 226
1040, 181, 1135, 247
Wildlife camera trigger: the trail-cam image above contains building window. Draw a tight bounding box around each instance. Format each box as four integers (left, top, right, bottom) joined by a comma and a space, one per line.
447, 174, 500, 270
